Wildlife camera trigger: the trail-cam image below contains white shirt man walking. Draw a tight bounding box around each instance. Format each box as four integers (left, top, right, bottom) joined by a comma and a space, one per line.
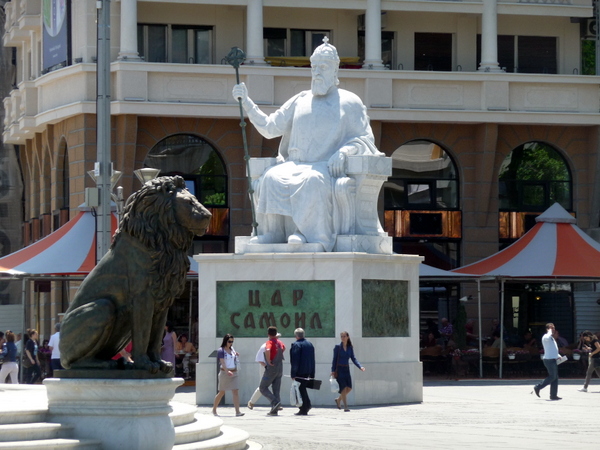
533, 323, 561, 400
48, 322, 63, 373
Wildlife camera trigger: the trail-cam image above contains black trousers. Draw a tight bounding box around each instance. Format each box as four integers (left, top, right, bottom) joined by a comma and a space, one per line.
27, 363, 41, 384
296, 378, 311, 412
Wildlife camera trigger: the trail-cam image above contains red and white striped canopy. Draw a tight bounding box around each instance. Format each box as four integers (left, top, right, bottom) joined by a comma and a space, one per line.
0, 209, 118, 276
0, 208, 200, 276
453, 203, 600, 279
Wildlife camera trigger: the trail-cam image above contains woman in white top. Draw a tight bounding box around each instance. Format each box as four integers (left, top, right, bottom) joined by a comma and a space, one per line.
212, 334, 244, 416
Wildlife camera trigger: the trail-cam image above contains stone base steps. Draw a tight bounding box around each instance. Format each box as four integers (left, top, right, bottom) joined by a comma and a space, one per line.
0, 422, 74, 441
0, 398, 259, 450
0, 438, 102, 449
171, 403, 256, 450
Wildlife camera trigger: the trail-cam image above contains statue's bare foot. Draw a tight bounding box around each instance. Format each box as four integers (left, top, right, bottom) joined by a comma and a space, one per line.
287, 232, 307, 244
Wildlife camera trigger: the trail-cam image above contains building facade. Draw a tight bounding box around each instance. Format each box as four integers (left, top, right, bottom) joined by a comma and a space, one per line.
2, 0, 600, 342
0, 0, 24, 335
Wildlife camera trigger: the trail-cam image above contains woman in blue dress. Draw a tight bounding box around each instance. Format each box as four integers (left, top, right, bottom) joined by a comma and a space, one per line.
331, 331, 365, 411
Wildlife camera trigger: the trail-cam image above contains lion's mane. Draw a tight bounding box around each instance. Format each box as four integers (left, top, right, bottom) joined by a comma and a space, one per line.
112, 176, 194, 307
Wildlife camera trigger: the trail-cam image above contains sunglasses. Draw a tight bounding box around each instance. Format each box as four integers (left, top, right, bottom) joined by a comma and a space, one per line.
228, 340, 234, 343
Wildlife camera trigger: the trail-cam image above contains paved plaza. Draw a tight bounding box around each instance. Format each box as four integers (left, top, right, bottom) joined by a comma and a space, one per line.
2, 379, 599, 449
179, 379, 599, 450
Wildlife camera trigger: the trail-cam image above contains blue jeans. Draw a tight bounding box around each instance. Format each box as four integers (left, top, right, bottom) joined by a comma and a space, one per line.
538, 358, 559, 398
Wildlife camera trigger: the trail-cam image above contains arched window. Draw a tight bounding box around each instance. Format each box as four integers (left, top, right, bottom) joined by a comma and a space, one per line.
145, 134, 227, 207
383, 140, 460, 270
385, 140, 458, 210
499, 141, 571, 212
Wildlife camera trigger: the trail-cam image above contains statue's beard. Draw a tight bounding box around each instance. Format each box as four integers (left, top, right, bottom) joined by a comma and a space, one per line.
311, 78, 332, 96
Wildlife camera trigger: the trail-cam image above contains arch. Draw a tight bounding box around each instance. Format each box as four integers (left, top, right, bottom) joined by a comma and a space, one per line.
144, 133, 227, 207
53, 137, 70, 211
384, 139, 459, 210
29, 147, 41, 219
41, 145, 52, 214
498, 141, 572, 212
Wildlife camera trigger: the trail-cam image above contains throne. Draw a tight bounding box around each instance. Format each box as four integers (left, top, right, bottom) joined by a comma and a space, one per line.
235, 154, 393, 255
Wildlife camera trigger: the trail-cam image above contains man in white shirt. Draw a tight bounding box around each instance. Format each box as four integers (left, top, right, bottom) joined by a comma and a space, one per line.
247, 333, 283, 411
533, 323, 561, 400
48, 323, 63, 373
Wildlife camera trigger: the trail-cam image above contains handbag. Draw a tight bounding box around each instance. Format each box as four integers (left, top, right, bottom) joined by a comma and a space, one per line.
290, 380, 303, 407
22, 357, 32, 369
330, 376, 339, 393
306, 379, 322, 390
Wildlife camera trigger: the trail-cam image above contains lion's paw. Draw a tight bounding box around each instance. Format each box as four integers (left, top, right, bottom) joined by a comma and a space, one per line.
159, 361, 174, 374
132, 355, 160, 374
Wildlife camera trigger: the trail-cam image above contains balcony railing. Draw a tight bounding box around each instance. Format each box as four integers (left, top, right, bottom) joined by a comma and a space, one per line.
4, 58, 600, 143
3, 61, 600, 144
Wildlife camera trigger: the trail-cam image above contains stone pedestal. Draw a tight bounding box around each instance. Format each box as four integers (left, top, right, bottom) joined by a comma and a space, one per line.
194, 252, 423, 407
44, 378, 183, 450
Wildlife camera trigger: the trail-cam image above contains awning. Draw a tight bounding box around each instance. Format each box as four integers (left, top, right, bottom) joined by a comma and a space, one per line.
0, 209, 118, 276
452, 203, 600, 279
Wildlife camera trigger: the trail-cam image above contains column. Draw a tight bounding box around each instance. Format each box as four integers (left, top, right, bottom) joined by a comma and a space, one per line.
478, 0, 502, 72
362, 0, 384, 69
245, 0, 266, 65
118, 0, 141, 60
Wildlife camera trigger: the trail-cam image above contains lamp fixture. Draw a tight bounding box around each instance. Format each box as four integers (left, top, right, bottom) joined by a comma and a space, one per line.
134, 168, 161, 185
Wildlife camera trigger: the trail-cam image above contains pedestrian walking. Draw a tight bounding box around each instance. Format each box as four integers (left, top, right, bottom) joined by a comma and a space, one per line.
48, 322, 63, 373
331, 331, 365, 412
0, 331, 19, 384
259, 327, 286, 416
25, 329, 41, 384
578, 330, 600, 392
290, 328, 315, 416
248, 332, 281, 410
212, 334, 244, 417
532, 323, 561, 400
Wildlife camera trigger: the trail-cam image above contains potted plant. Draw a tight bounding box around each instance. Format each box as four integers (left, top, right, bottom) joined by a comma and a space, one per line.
507, 352, 516, 360
573, 349, 582, 360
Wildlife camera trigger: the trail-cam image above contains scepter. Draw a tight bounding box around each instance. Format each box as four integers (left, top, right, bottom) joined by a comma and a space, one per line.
225, 47, 258, 238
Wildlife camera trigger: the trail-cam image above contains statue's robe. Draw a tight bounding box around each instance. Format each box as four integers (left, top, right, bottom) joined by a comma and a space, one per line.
246, 87, 381, 251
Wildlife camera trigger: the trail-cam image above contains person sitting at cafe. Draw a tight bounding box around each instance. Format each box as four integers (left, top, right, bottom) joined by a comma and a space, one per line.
466, 319, 478, 347
491, 332, 507, 349
439, 318, 453, 346
176, 334, 197, 380
523, 330, 537, 349
421, 332, 439, 348
554, 330, 568, 348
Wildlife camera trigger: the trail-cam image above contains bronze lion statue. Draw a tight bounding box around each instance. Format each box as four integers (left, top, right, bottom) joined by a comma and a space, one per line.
60, 176, 211, 374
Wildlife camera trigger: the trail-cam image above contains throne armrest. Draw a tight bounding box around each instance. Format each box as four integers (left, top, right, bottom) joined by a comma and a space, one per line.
248, 157, 278, 180
346, 155, 392, 178
342, 155, 392, 237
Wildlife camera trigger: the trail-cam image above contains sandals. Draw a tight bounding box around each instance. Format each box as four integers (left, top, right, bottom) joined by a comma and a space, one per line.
335, 398, 341, 409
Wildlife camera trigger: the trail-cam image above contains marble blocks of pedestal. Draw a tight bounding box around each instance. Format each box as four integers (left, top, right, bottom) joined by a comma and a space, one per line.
44, 378, 182, 450
194, 252, 423, 407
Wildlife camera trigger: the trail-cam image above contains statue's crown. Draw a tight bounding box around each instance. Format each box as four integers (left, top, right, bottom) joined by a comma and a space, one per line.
310, 36, 340, 63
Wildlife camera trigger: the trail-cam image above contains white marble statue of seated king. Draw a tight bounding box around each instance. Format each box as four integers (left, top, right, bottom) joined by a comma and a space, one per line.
233, 38, 385, 252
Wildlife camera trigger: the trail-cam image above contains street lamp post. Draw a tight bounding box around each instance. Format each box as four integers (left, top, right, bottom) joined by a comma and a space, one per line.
87, 167, 124, 220
96, 0, 112, 263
